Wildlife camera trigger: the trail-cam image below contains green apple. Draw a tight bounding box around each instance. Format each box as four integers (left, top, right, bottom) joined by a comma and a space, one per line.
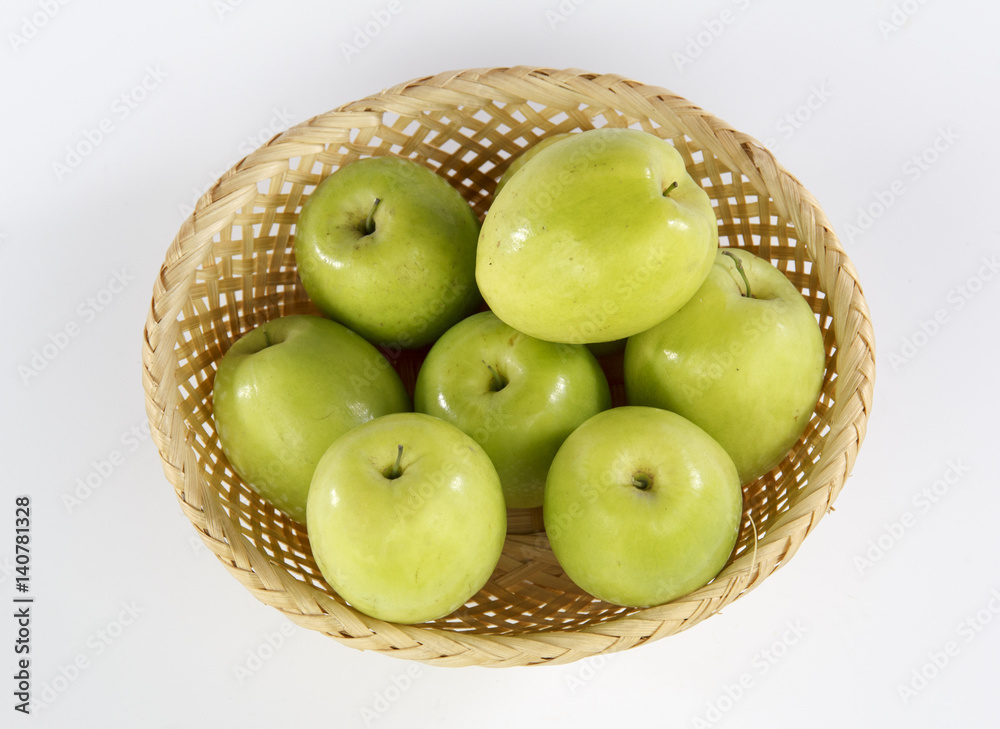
212, 314, 411, 523
307, 412, 506, 624
413, 311, 611, 509
295, 156, 481, 348
494, 133, 571, 196
477, 128, 718, 344
544, 406, 742, 607
625, 248, 826, 484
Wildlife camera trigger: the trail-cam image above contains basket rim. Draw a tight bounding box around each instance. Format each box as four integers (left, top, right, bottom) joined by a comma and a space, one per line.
142, 66, 875, 667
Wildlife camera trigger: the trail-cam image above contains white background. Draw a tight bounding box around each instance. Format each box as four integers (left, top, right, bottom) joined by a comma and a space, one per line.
3, 0, 999, 726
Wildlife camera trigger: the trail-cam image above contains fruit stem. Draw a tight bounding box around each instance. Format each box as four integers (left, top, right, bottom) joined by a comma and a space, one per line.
663, 181, 679, 196
364, 198, 381, 236
632, 472, 653, 491
483, 362, 507, 392
385, 444, 404, 480
721, 250, 753, 298
262, 325, 273, 348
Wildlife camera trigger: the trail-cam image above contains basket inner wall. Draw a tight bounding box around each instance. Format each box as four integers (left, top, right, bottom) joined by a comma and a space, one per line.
170, 99, 837, 635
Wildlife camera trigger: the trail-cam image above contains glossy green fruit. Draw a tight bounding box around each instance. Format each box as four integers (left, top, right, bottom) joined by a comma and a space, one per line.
414, 311, 611, 508
625, 248, 826, 483
307, 412, 506, 624
212, 314, 411, 522
295, 156, 481, 348
477, 128, 718, 343
544, 406, 742, 607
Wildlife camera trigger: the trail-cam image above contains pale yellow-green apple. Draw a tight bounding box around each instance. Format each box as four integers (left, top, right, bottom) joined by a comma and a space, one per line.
625, 248, 826, 484
307, 412, 506, 624
477, 128, 718, 343
295, 156, 481, 348
544, 406, 742, 607
494, 133, 571, 197
211, 315, 411, 523
413, 311, 611, 509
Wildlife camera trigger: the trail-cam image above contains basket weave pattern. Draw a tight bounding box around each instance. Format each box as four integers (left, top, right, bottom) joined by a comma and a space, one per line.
142, 67, 875, 667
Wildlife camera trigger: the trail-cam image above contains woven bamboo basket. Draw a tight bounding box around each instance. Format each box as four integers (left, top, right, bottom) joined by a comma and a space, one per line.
142, 67, 875, 668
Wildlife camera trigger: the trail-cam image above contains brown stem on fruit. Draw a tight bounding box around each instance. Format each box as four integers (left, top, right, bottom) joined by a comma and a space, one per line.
384, 444, 404, 480
663, 181, 679, 196
484, 362, 507, 392
632, 472, 653, 491
721, 250, 753, 298
262, 325, 273, 348
364, 198, 381, 236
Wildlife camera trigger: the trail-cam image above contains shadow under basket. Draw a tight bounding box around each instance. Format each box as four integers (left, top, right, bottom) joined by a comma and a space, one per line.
142, 67, 875, 668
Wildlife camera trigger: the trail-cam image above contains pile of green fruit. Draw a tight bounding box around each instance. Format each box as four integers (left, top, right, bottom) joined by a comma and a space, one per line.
212, 128, 826, 624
